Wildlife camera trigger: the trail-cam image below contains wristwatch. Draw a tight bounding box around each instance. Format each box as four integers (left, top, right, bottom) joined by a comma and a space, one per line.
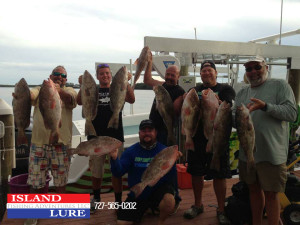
261, 103, 268, 111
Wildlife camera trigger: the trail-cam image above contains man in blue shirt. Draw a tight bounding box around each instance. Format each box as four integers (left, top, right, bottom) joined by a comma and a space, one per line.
110, 120, 180, 225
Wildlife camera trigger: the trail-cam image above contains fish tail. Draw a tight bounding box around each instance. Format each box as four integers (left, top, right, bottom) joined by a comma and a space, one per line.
107, 114, 119, 129
85, 120, 97, 136
17, 129, 28, 146
210, 155, 220, 171
49, 130, 59, 145
130, 182, 146, 198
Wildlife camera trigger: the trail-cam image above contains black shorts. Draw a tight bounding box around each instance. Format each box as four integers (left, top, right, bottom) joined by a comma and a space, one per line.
117, 183, 176, 222
187, 146, 232, 179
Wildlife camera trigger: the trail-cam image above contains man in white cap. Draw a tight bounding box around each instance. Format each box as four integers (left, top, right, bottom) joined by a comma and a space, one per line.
233, 56, 298, 225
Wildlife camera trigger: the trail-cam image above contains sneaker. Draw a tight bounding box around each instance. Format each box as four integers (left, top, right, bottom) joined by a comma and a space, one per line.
217, 211, 231, 225
90, 198, 100, 214
183, 205, 204, 219
169, 201, 180, 216
24, 219, 38, 225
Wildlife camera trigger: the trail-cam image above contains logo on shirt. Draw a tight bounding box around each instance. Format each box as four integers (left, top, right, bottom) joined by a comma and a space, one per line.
100, 96, 110, 104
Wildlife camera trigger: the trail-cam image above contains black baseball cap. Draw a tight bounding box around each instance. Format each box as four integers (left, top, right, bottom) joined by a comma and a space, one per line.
139, 119, 155, 130
200, 60, 216, 71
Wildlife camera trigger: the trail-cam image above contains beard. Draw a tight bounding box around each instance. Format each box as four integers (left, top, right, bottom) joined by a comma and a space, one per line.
140, 136, 154, 146
247, 72, 268, 87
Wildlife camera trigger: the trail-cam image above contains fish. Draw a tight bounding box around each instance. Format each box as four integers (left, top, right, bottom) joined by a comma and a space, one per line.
181, 88, 201, 151
153, 85, 176, 145
133, 46, 150, 89
201, 88, 219, 152
12, 78, 32, 146
108, 66, 128, 129
39, 78, 62, 145
68, 136, 122, 156
235, 104, 255, 171
131, 145, 179, 198
210, 101, 232, 171
81, 70, 98, 136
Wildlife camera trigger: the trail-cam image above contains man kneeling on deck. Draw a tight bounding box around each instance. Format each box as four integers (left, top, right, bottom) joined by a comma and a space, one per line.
109, 120, 181, 225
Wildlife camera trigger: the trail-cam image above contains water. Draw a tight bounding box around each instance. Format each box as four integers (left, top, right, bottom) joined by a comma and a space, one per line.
1, 87, 154, 135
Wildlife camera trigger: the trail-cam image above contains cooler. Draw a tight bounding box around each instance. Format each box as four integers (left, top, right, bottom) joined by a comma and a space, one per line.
176, 164, 192, 189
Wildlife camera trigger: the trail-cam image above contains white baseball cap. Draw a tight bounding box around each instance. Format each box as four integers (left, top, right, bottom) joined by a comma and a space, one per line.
244, 55, 266, 66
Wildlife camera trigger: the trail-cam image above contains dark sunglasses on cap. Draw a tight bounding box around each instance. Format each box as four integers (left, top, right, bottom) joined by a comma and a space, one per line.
52, 72, 67, 78
97, 63, 110, 68
245, 65, 263, 72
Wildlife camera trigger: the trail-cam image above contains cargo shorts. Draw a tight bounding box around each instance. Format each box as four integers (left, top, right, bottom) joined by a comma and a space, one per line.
89, 144, 124, 178
27, 143, 71, 189
238, 160, 287, 192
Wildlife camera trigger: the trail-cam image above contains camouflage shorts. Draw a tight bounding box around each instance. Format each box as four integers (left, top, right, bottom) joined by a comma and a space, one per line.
27, 143, 71, 189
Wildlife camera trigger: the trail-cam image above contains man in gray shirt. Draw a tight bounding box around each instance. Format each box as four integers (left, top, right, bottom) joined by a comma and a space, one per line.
233, 56, 298, 225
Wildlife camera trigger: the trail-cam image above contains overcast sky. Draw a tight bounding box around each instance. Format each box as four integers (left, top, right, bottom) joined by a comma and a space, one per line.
1, 0, 300, 85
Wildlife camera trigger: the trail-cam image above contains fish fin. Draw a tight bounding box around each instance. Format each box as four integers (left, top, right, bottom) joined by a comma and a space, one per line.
12, 93, 17, 99
17, 129, 28, 146
210, 155, 220, 171
134, 58, 139, 66
85, 120, 97, 136
130, 183, 146, 198
107, 114, 119, 129
132, 83, 135, 90
67, 148, 75, 156
49, 130, 59, 145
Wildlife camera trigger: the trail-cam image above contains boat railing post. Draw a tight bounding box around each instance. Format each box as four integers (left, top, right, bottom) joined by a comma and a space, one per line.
130, 59, 134, 115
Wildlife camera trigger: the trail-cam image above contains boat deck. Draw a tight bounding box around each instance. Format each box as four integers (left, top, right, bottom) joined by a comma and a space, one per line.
4, 170, 300, 225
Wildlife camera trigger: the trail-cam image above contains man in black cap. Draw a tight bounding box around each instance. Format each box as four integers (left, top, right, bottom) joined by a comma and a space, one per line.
183, 60, 235, 225
110, 119, 180, 225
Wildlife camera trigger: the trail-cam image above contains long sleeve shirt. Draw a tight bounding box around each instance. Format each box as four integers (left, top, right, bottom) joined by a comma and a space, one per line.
233, 79, 298, 165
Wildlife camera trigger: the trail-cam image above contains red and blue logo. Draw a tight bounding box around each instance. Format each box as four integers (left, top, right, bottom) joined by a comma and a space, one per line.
7, 194, 90, 219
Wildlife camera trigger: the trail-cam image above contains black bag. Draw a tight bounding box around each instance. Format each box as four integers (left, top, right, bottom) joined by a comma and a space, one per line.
225, 181, 252, 225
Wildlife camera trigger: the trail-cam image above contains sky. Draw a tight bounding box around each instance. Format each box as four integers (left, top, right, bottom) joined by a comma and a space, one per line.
0, 0, 300, 85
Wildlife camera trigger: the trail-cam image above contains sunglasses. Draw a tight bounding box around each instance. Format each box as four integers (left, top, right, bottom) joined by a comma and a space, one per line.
245, 65, 262, 72
52, 72, 67, 78
97, 63, 110, 68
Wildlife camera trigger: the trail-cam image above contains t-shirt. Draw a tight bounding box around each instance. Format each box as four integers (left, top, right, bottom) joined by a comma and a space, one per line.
31, 86, 77, 147
149, 83, 185, 130
91, 88, 124, 142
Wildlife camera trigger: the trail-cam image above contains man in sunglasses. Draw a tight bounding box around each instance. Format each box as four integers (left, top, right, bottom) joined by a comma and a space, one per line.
233, 56, 297, 225
183, 60, 235, 225
24, 65, 77, 225
77, 63, 135, 214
